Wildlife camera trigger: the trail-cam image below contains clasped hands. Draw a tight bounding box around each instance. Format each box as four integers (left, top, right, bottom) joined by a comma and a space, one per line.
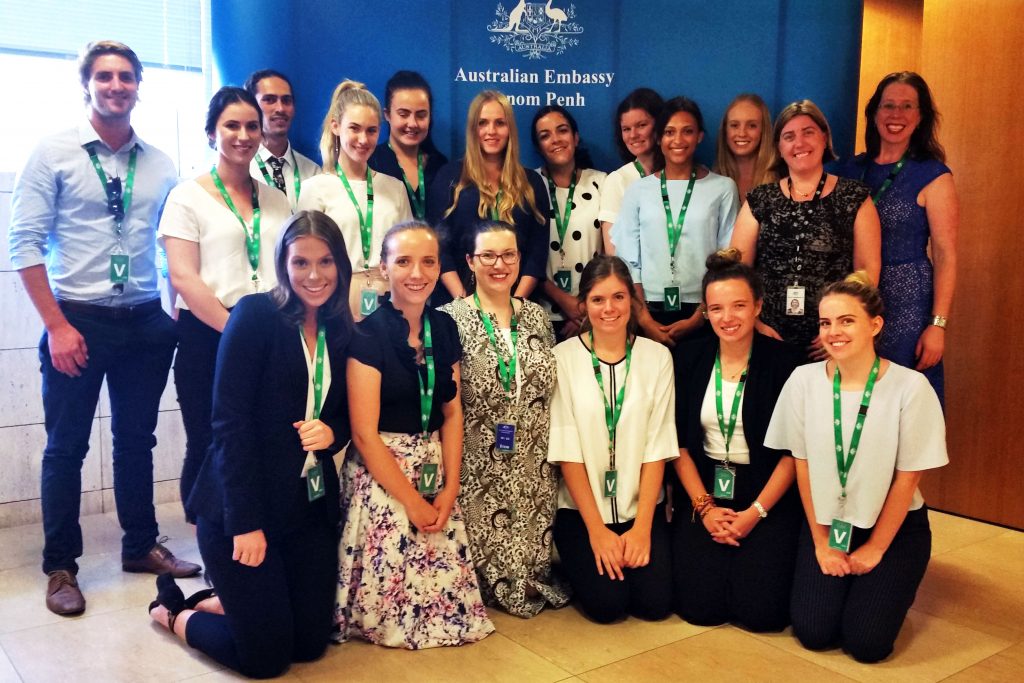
702, 505, 761, 546
815, 540, 884, 577
588, 525, 651, 581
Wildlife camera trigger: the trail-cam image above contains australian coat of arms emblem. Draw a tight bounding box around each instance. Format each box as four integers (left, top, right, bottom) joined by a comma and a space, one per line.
487, 1, 584, 59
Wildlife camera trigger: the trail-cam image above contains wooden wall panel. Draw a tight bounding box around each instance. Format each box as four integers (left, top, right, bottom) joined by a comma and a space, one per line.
856, 0, 923, 153
858, 0, 1024, 528
916, 0, 1024, 528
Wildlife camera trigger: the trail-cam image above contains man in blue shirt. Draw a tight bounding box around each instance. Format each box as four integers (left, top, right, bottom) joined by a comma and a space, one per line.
8, 40, 201, 616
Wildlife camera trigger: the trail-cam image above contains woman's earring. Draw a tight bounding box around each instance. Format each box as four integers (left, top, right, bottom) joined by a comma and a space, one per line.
469, 272, 476, 287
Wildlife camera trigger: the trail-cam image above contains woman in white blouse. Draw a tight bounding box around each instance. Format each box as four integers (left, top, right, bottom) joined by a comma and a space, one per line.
298, 80, 412, 320
598, 88, 664, 255
160, 86, 291, 515
547, 255, 677, 623
765, 271, 947, 662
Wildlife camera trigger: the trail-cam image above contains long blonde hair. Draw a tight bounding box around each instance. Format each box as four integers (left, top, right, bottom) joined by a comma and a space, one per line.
714, 93, 778, 189
445, 90, 544, 223
318, 79, 381, 172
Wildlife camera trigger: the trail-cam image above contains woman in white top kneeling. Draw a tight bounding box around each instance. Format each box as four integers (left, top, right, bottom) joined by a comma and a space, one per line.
765, 271, 947, 663
547, 255, 678, 623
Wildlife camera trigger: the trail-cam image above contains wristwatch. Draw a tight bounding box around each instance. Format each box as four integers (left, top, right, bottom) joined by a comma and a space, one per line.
930, 315, 948, 329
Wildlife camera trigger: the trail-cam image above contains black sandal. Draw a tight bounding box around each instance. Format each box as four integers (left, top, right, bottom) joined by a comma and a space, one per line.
183, 588, 217, 611
148, 572, 186, 631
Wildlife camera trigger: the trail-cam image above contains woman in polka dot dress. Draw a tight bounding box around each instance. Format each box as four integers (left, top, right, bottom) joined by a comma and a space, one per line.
531, 105, 608, 339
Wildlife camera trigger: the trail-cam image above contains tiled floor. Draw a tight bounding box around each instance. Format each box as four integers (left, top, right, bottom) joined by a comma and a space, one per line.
0, 505, 1019, 682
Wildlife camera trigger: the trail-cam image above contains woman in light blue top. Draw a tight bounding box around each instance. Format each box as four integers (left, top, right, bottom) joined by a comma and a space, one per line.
612, 96, 738, 347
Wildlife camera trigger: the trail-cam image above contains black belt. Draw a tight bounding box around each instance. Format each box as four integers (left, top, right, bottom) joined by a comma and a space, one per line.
58, 298, 162, 320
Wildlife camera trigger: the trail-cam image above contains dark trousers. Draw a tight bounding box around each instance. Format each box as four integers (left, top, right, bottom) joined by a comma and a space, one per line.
672, 505, 800, 632
173, 310, 221, 516
553, 505, 672, 624
39, 301, 176, 573
790, 507, 932, 663
645, 302, 711, 339
189, 517, 339, 679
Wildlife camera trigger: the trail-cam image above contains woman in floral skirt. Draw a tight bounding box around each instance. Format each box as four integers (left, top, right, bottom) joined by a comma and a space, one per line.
335, 220, 494, 648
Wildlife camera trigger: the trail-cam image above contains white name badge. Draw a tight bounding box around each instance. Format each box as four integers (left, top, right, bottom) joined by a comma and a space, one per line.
786, 286, 805, 316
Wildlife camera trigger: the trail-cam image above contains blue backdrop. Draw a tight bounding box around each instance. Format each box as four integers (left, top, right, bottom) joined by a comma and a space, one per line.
212, 0, 863, 174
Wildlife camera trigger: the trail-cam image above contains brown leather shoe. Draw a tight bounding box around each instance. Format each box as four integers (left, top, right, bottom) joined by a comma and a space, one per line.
46, 570, 86, 615
122, 543, 201, 578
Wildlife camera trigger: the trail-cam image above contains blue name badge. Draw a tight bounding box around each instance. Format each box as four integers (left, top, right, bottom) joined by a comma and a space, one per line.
495, 421, 516, 453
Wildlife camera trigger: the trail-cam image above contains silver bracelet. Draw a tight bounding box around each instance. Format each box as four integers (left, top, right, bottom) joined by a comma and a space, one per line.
752, 500, 768, 518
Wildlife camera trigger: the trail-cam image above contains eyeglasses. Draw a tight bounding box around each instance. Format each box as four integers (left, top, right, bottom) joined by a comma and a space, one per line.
879, 102, 919, 113
472, 250, 520, 266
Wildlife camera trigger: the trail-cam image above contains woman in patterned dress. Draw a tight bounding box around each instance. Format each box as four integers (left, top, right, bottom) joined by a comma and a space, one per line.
336, 221, 494, 648
731, 100, 881, 360
440, 221, 570, 618
834, 72, 958, 403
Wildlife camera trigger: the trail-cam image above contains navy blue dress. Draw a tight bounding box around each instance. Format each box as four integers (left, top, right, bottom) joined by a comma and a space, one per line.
427, 160, 551, 305
835, 155, 950, 403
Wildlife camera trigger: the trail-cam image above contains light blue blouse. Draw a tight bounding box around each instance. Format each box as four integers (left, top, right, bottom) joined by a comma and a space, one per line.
611, 171, 738, 303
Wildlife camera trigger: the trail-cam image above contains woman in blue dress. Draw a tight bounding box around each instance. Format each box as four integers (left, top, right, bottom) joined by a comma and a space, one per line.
835, 72, 958, 403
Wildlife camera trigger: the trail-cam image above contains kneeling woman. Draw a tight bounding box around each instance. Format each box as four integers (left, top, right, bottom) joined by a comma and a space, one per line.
548, 255, 677, 623
440, 221, 570, 617
149, 211, 354, 679
766, 272, 947, 662
337, 221, 494, 648
671, 249, 801, 632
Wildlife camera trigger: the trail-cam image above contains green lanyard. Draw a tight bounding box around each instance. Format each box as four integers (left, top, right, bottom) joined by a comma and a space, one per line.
335, 164, 375, 269
864, 152, 908, 204
255, 150, 302, 201
388, 142, 426, 220
489, 189, 504, 220
660, 169, 697, 262
85, 143, 138, 242
632, 159, 647, 178
714, 348, 751, 461
474, 292, 518, 399
546, 168, 577, 265
589, 331, 632, 467
833, 356, 881, 499
417, 314, 436, 437
307, 320, 326, 419
210, 167, 262, 282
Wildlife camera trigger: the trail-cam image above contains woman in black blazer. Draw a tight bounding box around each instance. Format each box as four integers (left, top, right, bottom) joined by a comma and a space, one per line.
671, 248, 802, 632
148, 210, 354, 679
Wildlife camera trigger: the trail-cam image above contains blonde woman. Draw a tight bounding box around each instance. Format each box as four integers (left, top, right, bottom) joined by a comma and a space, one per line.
714, 93, 778, 201
428, 90, 549, 304
298, 80, 412, 320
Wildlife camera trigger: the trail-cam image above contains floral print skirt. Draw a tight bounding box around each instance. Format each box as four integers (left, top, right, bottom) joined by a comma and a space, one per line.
334, 431, 495, 649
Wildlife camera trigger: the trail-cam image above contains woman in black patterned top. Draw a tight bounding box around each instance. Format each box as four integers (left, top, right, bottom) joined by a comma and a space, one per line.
439, 221, 570, 618
731, 100, 881, 359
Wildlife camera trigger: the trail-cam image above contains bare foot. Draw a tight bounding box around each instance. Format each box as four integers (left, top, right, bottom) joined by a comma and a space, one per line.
149, 603, 172, 629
